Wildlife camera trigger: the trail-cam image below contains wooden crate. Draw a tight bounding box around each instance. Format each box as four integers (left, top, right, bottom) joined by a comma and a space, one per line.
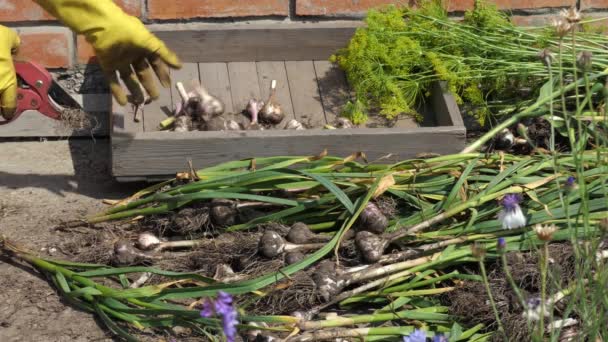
111, 21, 466, 181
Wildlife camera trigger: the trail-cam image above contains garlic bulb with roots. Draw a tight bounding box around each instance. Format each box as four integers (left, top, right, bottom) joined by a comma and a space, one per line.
258, 230, 325, 258
112, 240, 159, 265
210, 198, 238, 227
335, 117, 355, 129
356, 202, 389, 234
192, 81, 225, 121
286, 222, 331, 244
284, 119, 305, 130
245, 99, 264, 130
136, 232, 161, 250
259, 80, 285, 125
173, 115, 193, 132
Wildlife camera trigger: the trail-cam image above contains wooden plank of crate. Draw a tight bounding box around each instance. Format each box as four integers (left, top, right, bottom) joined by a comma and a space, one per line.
143, 74, 175, 132
172, 63, 200, 89
313, 60, 351, 124
112, 100, 143, 134
430, 81, 465, 128
112, 75, 144, 134
227, 62, 261, 114
198, 62, 234, 114
152, 21, 363, 63
285, 61, 325, 127
256, 61, 294, 120
111, 126, 467, 178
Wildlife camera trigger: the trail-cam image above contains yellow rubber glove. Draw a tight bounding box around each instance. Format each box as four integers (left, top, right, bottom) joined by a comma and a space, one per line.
33, 0, 182, 106
0, 25, 20, 119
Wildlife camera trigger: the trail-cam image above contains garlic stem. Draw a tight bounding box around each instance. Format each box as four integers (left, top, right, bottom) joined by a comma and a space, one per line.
175, 82, 190, 103
154, 239, 207, 252
129, 272, 152, 288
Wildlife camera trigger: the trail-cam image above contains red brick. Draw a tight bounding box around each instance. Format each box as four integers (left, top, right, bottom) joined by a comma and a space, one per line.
0, 0, 140, 22
295, 0, 414, 16
116, 0, 143, 17
580, 0, 608, 9
148, 0, 288, 19
76, 35, 98, 65
0, 2, 54, 22
16, 31, 72, 68
295, 0, 573, 15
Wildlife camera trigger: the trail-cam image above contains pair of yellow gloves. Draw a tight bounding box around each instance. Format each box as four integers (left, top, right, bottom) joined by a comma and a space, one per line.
0, 0, 182, 119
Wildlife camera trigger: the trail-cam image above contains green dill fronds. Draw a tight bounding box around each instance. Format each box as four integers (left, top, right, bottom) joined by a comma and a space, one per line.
341, 99, 368, 125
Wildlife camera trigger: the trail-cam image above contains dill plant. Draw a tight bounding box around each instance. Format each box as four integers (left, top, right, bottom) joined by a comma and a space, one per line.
331, 0, 608, 126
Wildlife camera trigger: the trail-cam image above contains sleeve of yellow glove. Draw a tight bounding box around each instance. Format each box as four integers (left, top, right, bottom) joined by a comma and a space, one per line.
33, 0, 182, 105
0, 25, 20, 119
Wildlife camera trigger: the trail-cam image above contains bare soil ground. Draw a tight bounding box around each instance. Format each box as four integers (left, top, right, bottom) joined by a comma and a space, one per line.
0, 138, 144, 341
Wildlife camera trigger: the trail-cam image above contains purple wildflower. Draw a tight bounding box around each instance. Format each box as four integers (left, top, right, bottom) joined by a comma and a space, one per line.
564, 176, 578, 191
497, 237, 507, 251
199, 291, 238, 342
523, 296, 549, 322
433, 333, 448, 342
497, 193, 526, 229
403, 329, 427, 342
501, 193, 522, 211
200, 299, 214, 318
566, 176, 575, 186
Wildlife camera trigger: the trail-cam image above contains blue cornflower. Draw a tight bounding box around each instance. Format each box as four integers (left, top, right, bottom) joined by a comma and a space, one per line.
497, 237, 507, 251
564, 176, 578, 191
497, 193, 526, 229
200, 291, 238, 342
403, 329, 427, 342
433, 333, 448, 342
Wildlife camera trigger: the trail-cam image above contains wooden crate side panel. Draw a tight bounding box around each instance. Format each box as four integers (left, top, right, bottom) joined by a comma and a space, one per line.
430, 81, 465, 128
152, 21, 363, 63
285, 61, 325, 127
111, 127, 466, 177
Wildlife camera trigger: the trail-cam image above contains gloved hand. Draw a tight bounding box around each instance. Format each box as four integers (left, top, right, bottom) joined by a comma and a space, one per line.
33, 0, 182, 106
0, 25, 20, 119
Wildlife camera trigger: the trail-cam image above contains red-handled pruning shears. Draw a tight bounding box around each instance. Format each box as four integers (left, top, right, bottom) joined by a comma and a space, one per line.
0, 60, 82, 125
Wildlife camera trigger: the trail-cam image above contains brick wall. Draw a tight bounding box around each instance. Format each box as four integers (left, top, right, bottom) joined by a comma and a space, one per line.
0, 0, 601, 69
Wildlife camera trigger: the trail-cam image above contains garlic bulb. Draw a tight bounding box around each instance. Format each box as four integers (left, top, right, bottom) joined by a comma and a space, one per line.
136, 232, 161, 251
259, 80, 285, 125
284, 119, 305, 130
173, 115, 193, 132
192, 82, 225, 120
245, 99, 264, 130
336, 117, 354, 129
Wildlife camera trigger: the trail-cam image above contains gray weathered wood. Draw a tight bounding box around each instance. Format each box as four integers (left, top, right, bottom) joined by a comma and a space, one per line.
198, 62, 234, 114
285, 61, 326, 127
256, 61, 295, 120
228, 62, 261, 114
431, 81, 465, 128
152, 21, 363, 63
313, 60, 351, 124
112, 98, 143, 134
0, 93, 111, 137
172, 63, 200, 90
143, 74, 175, 132
111, 126, 466, 178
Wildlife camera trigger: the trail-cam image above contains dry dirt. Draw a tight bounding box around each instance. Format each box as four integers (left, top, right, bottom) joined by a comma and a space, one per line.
0, 137, 145, 342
